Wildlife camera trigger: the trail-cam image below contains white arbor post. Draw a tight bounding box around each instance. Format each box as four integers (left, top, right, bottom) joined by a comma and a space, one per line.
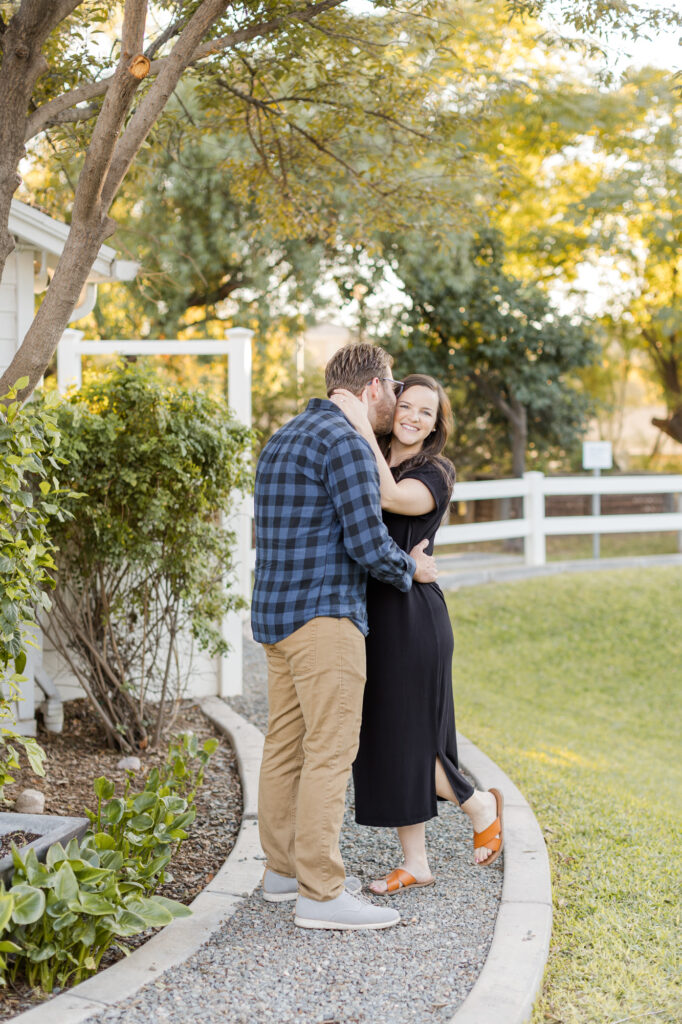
523, 471, 546, 566
56, 329, 84, 392
220, 327, 253, 697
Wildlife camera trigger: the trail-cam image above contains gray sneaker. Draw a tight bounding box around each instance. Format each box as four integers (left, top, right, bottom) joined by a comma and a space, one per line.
294, 890, 400, 930
262, 869, 362, 903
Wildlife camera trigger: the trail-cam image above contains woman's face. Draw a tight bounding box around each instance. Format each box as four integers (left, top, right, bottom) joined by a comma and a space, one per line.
392, 385, 439, 450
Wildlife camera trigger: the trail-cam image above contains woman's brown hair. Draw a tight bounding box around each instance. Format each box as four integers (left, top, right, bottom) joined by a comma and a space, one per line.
378, 374, 455, 489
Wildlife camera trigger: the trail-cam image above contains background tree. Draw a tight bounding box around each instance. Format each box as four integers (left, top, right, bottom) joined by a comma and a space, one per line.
1, 0, 679, 402
0, 0, 489, 399
387, 230, 595, 477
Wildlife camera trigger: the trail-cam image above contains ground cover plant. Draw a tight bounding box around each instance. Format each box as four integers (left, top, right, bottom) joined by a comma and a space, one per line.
447, 568, 681, 1023
0, 725, 220, 993
0, 701, 240, 1021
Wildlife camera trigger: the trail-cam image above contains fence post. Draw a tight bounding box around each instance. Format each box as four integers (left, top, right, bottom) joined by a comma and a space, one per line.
523, 471, 546, 566
220, 327, 254, 697
56, 329, 84, 393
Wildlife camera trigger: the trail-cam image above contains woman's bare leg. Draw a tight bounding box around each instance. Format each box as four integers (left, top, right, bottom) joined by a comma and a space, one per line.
435, 758, 498, 864
369, 822, 433, 893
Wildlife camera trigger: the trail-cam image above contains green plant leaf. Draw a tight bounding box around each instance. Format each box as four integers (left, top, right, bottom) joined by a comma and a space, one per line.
124, 897, 173, 928
77, 892, 117, 916
104, 798, 125, 825
150, 895, 192, 919
0, 892, 14, 931
53, 862, 78, 902
11, 884, 46, 925
93, 777, 115, 801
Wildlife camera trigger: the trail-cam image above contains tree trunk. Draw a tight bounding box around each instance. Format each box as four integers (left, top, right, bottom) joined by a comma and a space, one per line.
0, 220, 114, 396
510, 400, 527, 477
652, 408, 682, 445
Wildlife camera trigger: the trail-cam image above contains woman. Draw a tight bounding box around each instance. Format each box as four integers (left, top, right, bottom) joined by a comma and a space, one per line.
332, 374, 503, 894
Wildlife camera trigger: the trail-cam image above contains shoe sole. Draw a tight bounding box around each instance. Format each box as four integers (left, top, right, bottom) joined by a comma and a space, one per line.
294, 916, 400, 930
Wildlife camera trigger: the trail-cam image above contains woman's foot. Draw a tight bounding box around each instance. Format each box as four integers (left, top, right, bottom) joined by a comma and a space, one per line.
369, 860, 434, 894
461, 789, 500, 864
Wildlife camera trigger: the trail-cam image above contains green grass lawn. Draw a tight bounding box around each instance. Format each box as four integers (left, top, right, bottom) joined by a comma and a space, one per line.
446, 568, 682, 1024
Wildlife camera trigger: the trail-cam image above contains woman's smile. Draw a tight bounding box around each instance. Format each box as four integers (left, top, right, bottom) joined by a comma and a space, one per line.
392, 385, 439, 451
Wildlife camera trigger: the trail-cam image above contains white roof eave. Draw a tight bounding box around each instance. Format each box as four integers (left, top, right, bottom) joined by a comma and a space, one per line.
8, 199, 139, 282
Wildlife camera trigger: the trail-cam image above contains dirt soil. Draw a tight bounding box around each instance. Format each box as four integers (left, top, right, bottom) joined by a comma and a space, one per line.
0, 698, 242, 1020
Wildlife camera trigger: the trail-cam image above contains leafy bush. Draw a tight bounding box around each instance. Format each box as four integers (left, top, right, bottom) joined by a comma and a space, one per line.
86, 733, 218, 895
0, 379, 73, 798
0, 730, 215, 991
41, 362, 253, 752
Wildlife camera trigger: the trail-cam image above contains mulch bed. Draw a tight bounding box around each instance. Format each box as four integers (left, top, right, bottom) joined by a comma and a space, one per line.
0, 698, 242, 1021
0, 833, 40, 860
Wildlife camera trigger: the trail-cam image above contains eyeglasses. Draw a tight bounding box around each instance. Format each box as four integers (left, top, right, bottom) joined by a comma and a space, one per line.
377, 377, 404, 397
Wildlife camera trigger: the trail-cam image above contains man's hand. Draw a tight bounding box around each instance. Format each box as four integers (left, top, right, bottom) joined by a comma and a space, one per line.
410, 538, 438, 583
328, 388, 373, 439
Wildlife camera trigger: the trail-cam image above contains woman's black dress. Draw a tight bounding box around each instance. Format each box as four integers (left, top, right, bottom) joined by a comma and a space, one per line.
353, 460, 475, 827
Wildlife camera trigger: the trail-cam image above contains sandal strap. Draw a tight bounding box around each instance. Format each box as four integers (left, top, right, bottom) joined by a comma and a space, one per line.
385, 868, 416, 892
474, 817, 502, 849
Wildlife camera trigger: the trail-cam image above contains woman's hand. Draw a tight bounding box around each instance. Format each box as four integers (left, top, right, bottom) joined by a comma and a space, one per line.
329, 389, 373, 439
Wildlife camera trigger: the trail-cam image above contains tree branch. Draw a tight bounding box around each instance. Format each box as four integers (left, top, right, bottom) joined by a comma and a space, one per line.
25, 0, 345, 141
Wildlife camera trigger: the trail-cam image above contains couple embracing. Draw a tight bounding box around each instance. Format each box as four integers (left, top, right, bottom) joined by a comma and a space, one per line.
251, 343, 504, 931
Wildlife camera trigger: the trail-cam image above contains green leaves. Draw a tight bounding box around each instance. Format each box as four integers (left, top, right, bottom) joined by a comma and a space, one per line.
10, 885, 46, 926
43, 361, 252, 751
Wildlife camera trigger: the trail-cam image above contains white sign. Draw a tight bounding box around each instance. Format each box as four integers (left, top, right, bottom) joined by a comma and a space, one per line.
582, 441, 613, 471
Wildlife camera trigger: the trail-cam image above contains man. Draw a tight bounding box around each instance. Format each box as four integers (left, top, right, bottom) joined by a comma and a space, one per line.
252, 342, 437, 931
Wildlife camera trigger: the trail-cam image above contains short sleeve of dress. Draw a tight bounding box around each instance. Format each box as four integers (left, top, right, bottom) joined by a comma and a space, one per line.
399, 461, 453, 519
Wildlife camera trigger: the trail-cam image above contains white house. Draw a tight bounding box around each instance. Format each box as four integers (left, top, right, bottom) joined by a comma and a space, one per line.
1, 201, 139, 735
0, 200, 138, 378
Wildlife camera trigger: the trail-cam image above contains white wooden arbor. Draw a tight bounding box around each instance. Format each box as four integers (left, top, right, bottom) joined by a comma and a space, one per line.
1, 200, 253, 728
55, 328, 254, 700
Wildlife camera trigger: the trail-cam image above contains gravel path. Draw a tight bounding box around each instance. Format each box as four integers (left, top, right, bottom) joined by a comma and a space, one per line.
86, 626, 503, 1024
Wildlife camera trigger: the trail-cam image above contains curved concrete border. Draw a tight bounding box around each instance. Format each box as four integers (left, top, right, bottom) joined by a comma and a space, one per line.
10, 701, 265, 1024
451, 736, 552, 1024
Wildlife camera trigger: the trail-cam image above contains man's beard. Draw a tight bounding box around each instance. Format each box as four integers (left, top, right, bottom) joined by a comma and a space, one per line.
372, 393, 395, 436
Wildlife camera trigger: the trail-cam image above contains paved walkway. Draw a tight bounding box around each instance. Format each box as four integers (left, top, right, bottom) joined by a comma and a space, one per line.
436, 550, 682, 591
65, 631, 501, 1024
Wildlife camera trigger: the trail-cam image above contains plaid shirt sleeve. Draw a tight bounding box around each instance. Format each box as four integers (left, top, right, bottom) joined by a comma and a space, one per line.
323, 434, 415, 591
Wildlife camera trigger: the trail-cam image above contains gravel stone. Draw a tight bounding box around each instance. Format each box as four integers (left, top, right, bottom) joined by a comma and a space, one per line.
13, 788, 45, 814
85, 624, 503, 1024
115, 756, 141, 772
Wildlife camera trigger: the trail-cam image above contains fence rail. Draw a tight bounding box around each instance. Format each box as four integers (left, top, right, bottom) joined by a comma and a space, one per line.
436, 471, 682, 565
247, 471, 682, 569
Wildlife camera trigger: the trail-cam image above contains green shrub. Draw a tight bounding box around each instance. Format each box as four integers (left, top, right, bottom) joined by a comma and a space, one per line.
41, 362, 253, 752
0, 379, 73, 798
0, 730, 215, 991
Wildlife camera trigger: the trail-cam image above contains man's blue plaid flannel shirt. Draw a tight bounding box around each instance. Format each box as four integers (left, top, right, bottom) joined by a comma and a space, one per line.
251, 398, 416, 644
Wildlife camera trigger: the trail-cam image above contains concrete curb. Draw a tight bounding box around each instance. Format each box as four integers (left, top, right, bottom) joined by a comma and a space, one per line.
9, 704, 266, 1024
439, 551, 682, 591
450, 736, 552, 1024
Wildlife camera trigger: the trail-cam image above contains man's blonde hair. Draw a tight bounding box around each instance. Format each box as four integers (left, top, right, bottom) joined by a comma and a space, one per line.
325, 343, 393, 396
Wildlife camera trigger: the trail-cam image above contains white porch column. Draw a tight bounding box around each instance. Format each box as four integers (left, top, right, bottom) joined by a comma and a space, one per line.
220, 327, 253, 697
523, 471, 546, 566
57, 329, 84, 393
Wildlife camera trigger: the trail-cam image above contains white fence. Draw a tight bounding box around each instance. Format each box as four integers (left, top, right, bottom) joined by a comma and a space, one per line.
248, 471, 682, 570
436, 471, 682, 566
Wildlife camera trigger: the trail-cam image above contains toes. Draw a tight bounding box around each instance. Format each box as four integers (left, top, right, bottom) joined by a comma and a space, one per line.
369, 880, 388, 894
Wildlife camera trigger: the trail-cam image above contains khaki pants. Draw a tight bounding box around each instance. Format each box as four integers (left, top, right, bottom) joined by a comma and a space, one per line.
258, 617, 366, 901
